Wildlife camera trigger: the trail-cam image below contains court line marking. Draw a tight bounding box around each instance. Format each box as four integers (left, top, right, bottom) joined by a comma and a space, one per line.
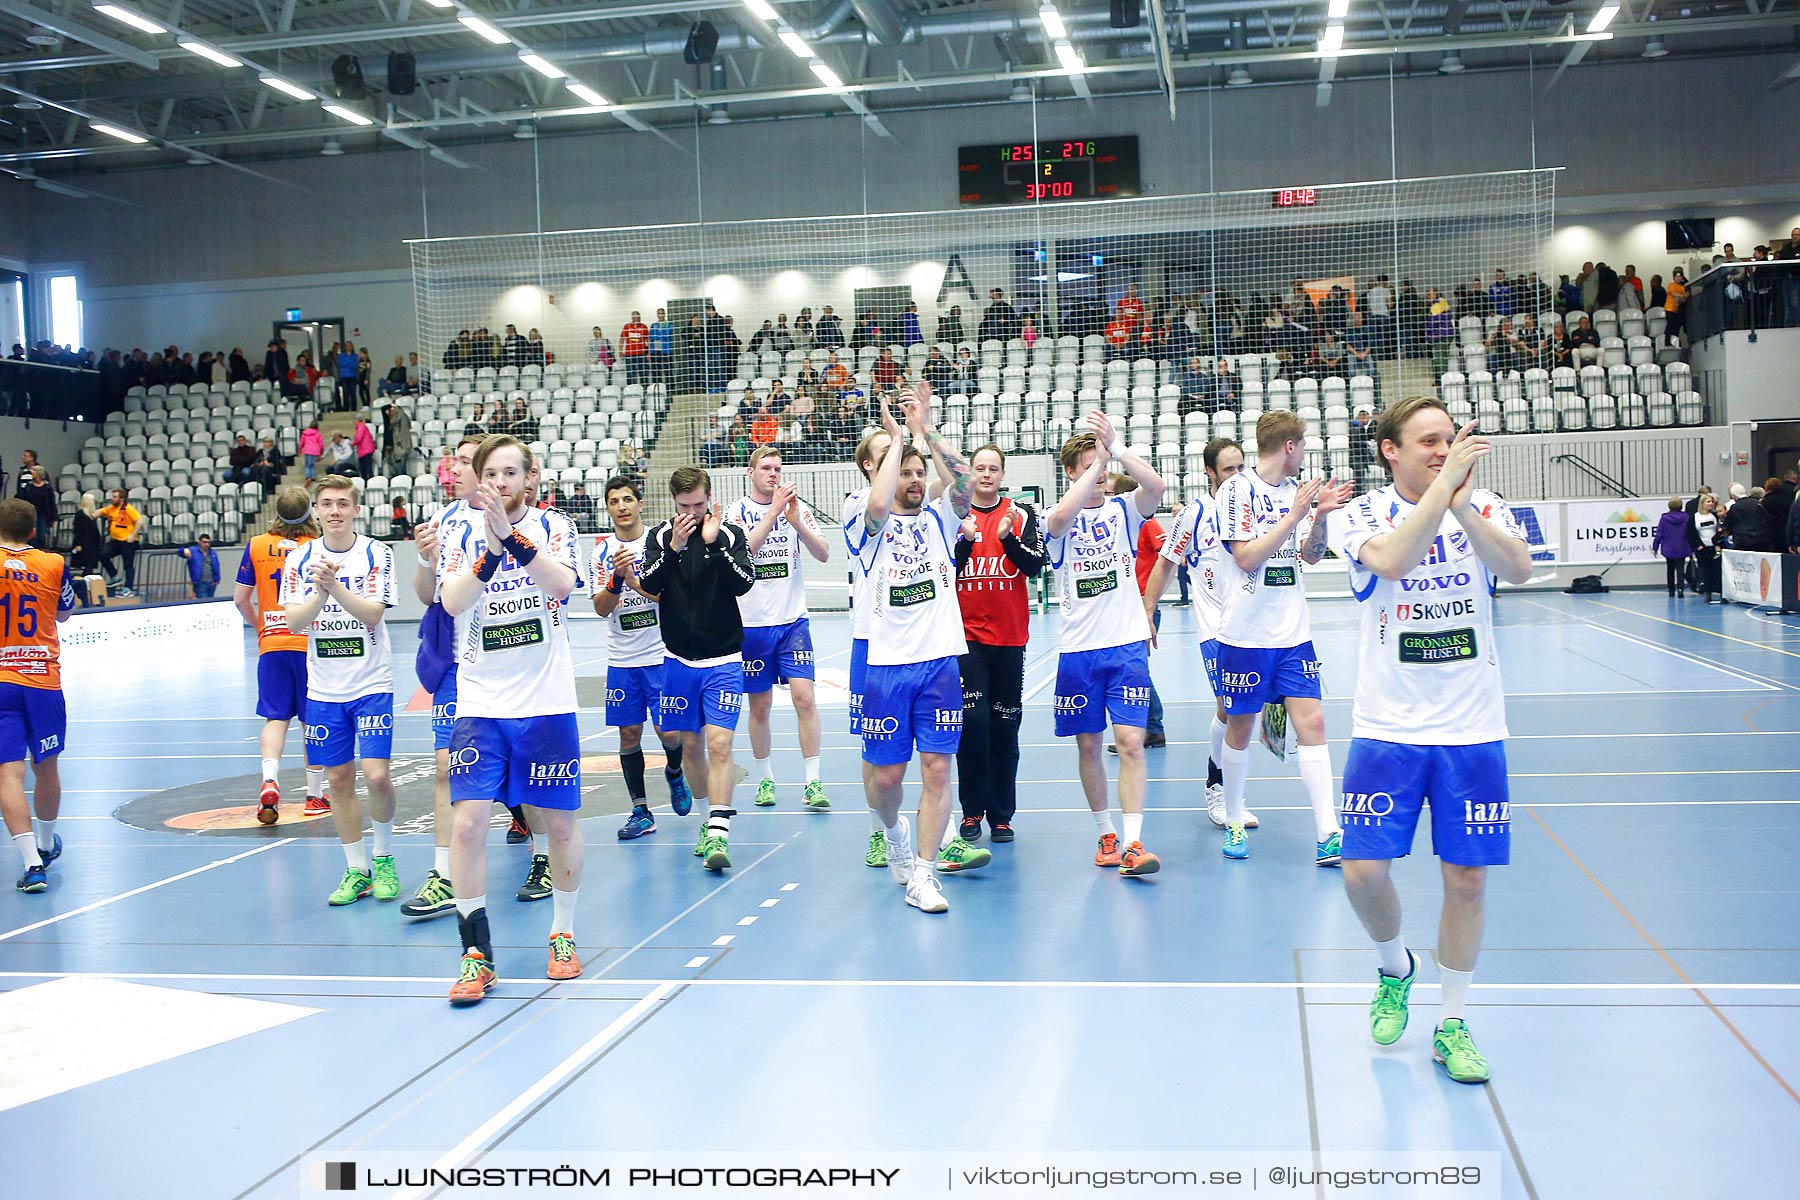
1586, 599, 1800, 663
0, 839, 295, 944
1573, 615, 1793, 692
399, 982, 677, 1199
3, 971, 1797, 992
1524, 805, 1800, 1109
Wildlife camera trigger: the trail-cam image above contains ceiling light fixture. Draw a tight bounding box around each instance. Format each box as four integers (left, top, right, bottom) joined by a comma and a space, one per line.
1317, 22, 1344, 53
809, 61, 844, 89
519, 52, 565, 78
1641, 35, 1667, 57
458, 14, 512, 45
1054, 41, 1084, 72
320, 138, 342, 156
1038, 5, 1068, 39
91, 4, 165, 34
779, 30, 812, 57
1587, 3, 1620, 32
1226, 66, 1252, 85
91, 121, 149, 143
261, 75, 315, 100
567, 82, 609, 106
1328, 0, 1350, 18
322, 103, 375, 126
743, 0, 779, 20
1439, 51, 1464, 72
179, 40, 244, 68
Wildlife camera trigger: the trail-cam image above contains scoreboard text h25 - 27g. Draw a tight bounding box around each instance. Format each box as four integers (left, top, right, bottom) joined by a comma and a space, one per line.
957, 136, 1141, 207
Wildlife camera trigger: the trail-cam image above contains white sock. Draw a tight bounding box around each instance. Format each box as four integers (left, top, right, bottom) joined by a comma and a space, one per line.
434, 846, 451, 876
551, 887, 579, 938
342, 839, 369, 872
804, 756, 821, 784
1439, 965, 1474, 1022
1122, 811, 1144, 845
909, 859, 935, 885
706, 805, 732, 837
1296, 743, 1339, 840
34, 818, 57, 852
12, 830, 41, 869
868, 808, 887, 834
306, 766, 325, 798
371, 819, 393, 858
1376, 936, 1412, 978
261, 757, 281, 782
1091, 808, 1117, 837
530, 832, 542, 856
1208, 716, 1227, 774
755, 756, 774, 782
1222, 742, 1250, 825
455, 893, 485, 918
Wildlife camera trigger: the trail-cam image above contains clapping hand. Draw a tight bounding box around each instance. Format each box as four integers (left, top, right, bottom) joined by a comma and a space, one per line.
700, 501, 725, 545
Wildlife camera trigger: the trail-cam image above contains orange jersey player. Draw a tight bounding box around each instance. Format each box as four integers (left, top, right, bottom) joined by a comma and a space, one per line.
233, 486, 326, 824
0, 498, 76, 893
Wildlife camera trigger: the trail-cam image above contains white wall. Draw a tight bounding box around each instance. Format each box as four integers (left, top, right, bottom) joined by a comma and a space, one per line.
0, 415, 100, 481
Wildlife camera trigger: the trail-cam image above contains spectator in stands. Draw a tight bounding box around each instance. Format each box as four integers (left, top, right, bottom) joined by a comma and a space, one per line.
1350, 409, 1376, 476
682, 314, 711, 392
196, 351, 215, 384
1314, 329, 1345, 378
1104, 311, 1133, 360
1724, 484, 1772, 551
1393, 282, 1422, 358
1514, 313, 1549, 370
1567, 315, 1601, 365
1657, 267, 1689, 347
822, 352, 851, 396
335, 340, 361, 408
526, 328, 547, 366
750, 405, 779, 447
264, 339, 290, 391
512, 399, 539, 443
251, 437, 284, 492
463, 404, 486, 437
6, 343, 21, 361
872, 347, 900, 392
647, 308, 674, 390
1529, 272, 1553, 315
699, 415, 728, 468
222, 434, 257, 484
791, 311, 815, 353
765, 378, 791, 414
357, 348, 374, 403
383, 403, 413, 474
1593, 262, 1620, 311
921, 347, 952, 393
351, 414, 375, 479
299, 420, 323, 482
1489, 270, 1514, 317
501, 324, 528, 367
1485, 318, 1518, 373
1344, 312, 1376, 382
1425, 287, 1454, 374
284, 351, 321, 402
378, 356, 409, 397
769, 315, 794, 352
69, 494, 101, 605
1690, 492, 1722, 603
98, 488, 143, 596
851, 312, 882, 351
1364, 275, 1395, 357
1556, 273, 1579, 315
587, 326, 614, 371
435, 447, 458, 498
1320, 286, 1351, 335
16, 465, 54, 549
1618, 266, 1644, 313
565, 483, 597, 533
1177, 355, 1211, 413
327, 431, 355, 477
405, 352, 422, 393
1764, 471, 1797, 540
951, 346, 978, 394
901, 301, 923, 347
180, 533, 221, 600
795, 358, 822, 396
936, 305, 965, 344
788, 387, 815, 427
979, 288, 1019, 342
748, 320, 779, 353
816, 305, 845, 348
617, 311, 649, 386
223, 346, 248, 386
1653, 499, 1694, 599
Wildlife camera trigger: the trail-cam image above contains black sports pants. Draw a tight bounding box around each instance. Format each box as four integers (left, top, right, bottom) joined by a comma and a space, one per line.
956, 641, 1024, 825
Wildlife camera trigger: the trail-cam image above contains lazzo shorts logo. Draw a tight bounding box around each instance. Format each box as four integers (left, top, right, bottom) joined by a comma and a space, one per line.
860, 715, 901, 737
660, 695, 691, 713
1220, 671, 1262, 691
1053, 694, 1089, 714
715, 690, 742, 712
527, 758, 581, 784
431, 700, 458, 722
1341, 790, 1396, 821
448, 746, 482, 770
356, 712, 393, 733
304, 723, 330, 742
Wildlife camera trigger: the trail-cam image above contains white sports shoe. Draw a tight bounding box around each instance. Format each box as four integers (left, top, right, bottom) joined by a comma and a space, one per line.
1206, 784, 1260, 829
885, 816, 915, 887
905, 865, 949, 913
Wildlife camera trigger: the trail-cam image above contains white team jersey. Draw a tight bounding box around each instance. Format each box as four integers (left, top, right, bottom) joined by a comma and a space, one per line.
1342, 486, 1521, 745
1159, 495, 1227, 644
1216, 469, 1312, 649
438, 504, 581, 718
1046, 495, 1151, 654
843, 487, 875, 641
425, 499, 467, 603
587, 529, 664, 668
849, 492, 968, 666
729, 493, 817, 628
279, 534, 396, 702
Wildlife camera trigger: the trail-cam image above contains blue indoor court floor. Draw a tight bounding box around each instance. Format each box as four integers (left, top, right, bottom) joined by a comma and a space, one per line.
2, 590, 1798, 1200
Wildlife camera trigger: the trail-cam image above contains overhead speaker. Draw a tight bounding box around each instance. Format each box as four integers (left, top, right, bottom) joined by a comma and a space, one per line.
331, 54, 367, 100
1110, 0, 1141, 27
387, 52, 417, 95
683, 21, 719, 65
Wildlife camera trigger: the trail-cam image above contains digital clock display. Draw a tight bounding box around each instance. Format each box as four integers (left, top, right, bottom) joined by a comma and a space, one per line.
1272, 188, 1320, 207
957, 136, 1141, 207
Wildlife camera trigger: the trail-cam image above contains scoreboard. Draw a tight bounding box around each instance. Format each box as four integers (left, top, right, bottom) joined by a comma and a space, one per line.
957, 136, 1141, 207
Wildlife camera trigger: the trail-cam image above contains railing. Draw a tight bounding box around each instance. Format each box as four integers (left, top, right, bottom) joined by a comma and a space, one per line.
1552, 453, 1636, 498
0, 359, 106, 423
1687, 258, 1800, 345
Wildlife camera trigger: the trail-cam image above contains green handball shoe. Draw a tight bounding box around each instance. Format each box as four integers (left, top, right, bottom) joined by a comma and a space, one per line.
328, 868, 372, 906
803, 780, 830, 809
1433, 1018, 1490, 1084
865, 832, 888, 868
371, 855, 400, 901
754, 779, 777, 807
700, 833, 732, 872
1369, 952, 1416, 1046
694, 824, 708, 857
936, 836, 992, 873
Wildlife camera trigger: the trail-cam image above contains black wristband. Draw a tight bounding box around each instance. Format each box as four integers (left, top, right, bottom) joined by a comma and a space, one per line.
502, 533, 538, 565
473, 552, 501, 581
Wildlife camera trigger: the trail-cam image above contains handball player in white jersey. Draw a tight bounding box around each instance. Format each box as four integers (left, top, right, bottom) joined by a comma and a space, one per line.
846, 390, 975, 913
436, 435, 587, 1004
841, 427, 893, 868
280, 475, 398, 906
1213, 410, 1353, 865
1337, 396, 1531, 1085
729, 446, 832, 811
1140, 436, 1256, 829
